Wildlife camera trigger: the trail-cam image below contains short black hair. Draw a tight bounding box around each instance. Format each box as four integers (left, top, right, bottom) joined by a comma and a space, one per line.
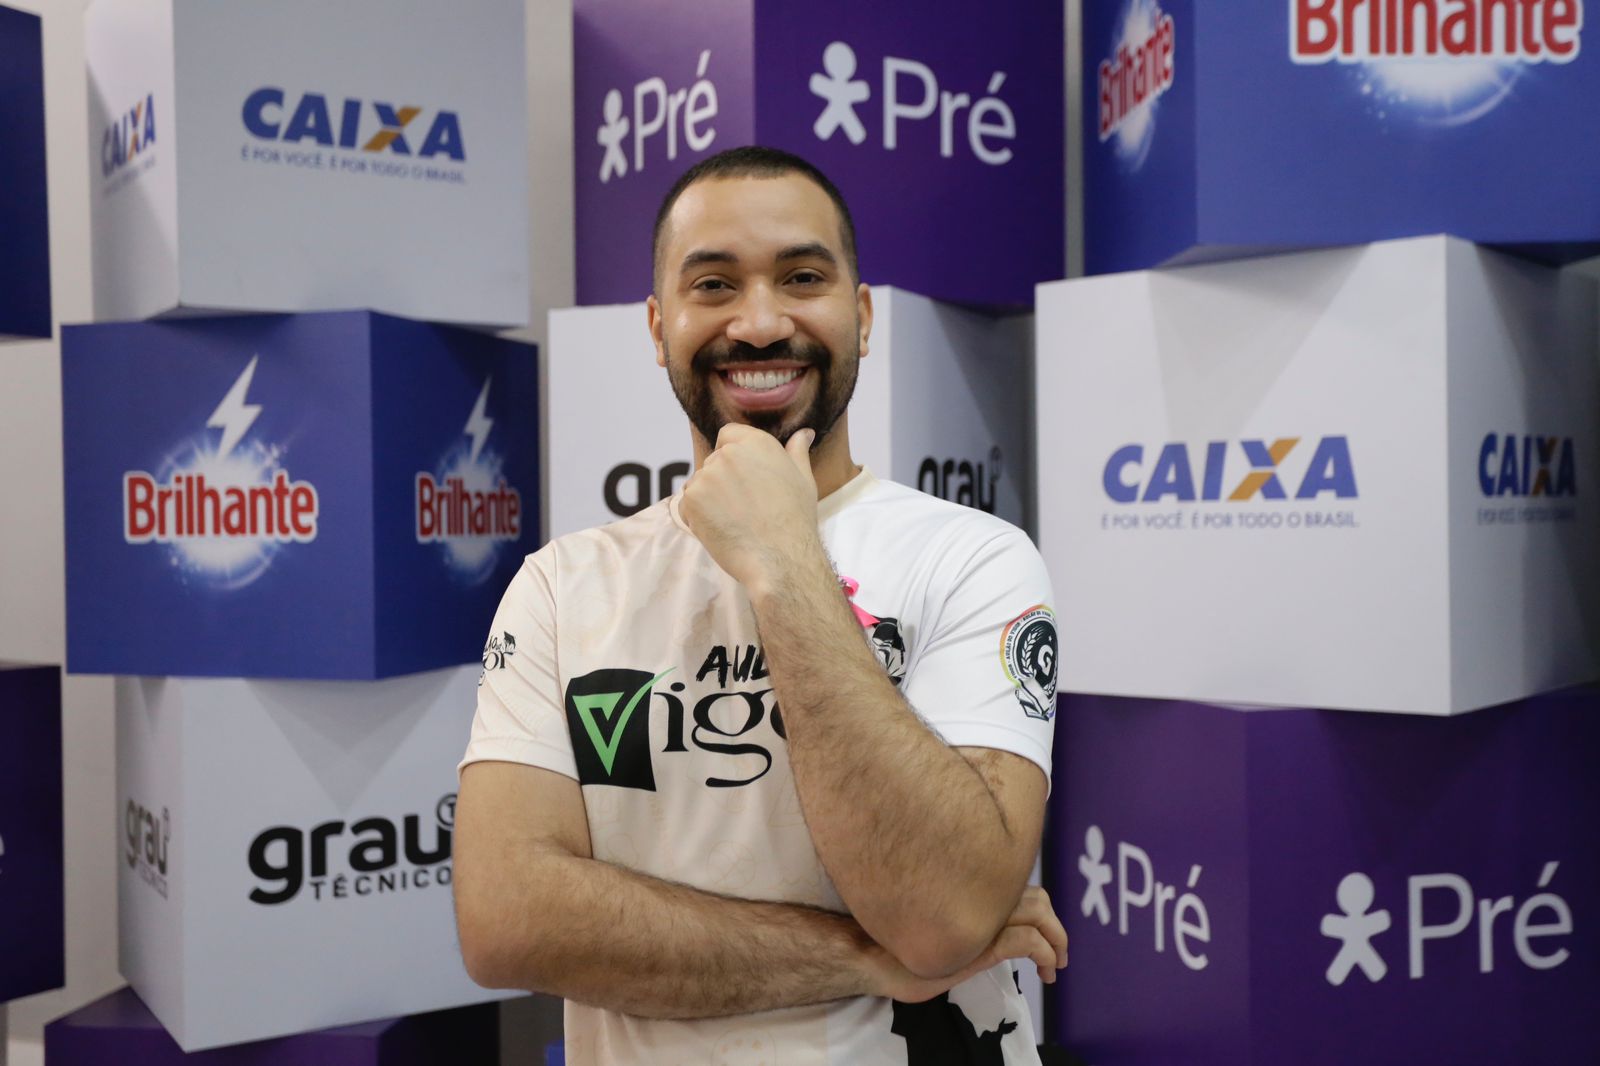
651, 145, 860, 291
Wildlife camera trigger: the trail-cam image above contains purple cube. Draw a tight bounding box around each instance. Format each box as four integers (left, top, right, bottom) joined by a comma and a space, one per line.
1046, 690, 1600, 1064
44, 988, 499, 1064
573, 0, 1063, 309
0, 661, 64, 1003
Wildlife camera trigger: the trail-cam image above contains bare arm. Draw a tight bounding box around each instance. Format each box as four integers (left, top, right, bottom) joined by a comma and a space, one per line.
452, 760, 1057, 1019
679, 427, 1052, 978
751, 546, 1046, 978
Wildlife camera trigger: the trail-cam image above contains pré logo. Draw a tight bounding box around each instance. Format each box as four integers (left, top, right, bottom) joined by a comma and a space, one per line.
1078, 825, 1213, 971
123, 355, 321, 590
595, 50, 718, 183
1292, 0, 1583, 63
1103, 436, 1358, 504
416, 378, 523, 585
243, 88, 466, 160
605, 460, 691, 518
247, 794, 455, 905
1479, 433, 1577, 498
102, 92, 157, 179
918, 447, 1000, 513
1320, 863, 1574, 985
810, 41, 1018, 165
124, 797, 170, 900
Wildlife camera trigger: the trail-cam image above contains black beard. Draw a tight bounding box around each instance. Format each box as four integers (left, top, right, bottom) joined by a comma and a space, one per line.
666, 335, 858, 448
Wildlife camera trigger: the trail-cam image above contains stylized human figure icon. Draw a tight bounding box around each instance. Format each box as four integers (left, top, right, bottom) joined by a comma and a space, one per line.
597, 88, 629, 182
1078, 825, 1113, 925
1321, 872, 1391, 986
810, 41, 870, 145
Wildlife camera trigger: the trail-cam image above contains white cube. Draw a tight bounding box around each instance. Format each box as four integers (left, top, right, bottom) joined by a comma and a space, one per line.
547, 286, 1034, 537
1037, 236, 1600, 715
117, 666, 510, 1050
86, 0, 528, 327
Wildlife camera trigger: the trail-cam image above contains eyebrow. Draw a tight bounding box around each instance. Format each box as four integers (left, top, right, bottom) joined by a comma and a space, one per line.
677, 242, 839, 276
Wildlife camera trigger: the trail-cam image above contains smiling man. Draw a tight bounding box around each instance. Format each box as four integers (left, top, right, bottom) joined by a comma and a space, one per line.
453, 146, 1064, 1065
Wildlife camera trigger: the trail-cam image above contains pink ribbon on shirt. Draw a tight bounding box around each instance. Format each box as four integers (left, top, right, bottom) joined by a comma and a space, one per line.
838, 575, 880, 628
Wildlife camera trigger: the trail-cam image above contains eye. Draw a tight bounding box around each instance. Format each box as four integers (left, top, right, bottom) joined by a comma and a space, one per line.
692, 277, 732, 293
788, 269, 826, 286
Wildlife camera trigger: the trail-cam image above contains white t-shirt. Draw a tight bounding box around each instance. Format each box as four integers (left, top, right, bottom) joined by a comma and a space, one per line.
462, 468, 1058, 1065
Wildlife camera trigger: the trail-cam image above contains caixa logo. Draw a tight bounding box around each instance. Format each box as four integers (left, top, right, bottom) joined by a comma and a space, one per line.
604, 461, 691, 518
918, 447, 1001, 513
1479, 433, 1577, 498
1291, 0, 1583, 125
1077, 825, 1213, 971
122, 355, 321, 590
1320, 863, 1574, 985
415, 378, 523, 585
1098, 0, 1175, 170
810, 41, 1018, 165
246, 793, 455, 905
102, 92, 156, 179
1103, 436, 1357, 503
124, 797, 170, 900
243, 88, 465, 161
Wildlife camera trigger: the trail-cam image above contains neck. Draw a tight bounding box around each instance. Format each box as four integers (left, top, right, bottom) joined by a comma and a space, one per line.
691, 411, 860, 500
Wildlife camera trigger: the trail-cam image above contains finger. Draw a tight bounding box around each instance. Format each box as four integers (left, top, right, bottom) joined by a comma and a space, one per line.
785, 427, 816, 466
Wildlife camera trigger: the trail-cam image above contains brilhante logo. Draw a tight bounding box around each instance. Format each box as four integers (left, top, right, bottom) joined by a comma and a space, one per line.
415, 377, 523, 585
1291, 0, 1584, 126
122, 356, 321, 590
1098, 0, 1176, 170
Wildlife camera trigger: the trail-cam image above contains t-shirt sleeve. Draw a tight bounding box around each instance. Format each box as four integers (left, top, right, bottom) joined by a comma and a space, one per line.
458, 549, 579, 781
900, 527, 1058, 782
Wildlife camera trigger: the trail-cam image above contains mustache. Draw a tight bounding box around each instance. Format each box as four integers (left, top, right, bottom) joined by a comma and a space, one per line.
691, 338, 828, 372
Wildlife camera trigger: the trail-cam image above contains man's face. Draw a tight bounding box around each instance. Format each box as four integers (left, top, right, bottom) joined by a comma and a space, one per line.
649, 173, 871, 448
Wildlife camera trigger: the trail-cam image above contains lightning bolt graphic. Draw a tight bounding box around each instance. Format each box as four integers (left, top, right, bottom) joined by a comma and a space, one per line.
464, 378, 493, 464
207, 355, 263, 458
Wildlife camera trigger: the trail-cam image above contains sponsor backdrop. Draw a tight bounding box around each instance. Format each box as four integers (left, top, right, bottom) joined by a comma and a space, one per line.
573, 0, 1063, 308
116, 665, 510, 1051
45, 989, 498, 1066
1084, 0, 1600, 274
85, 0, 529, 327
61, 311, 539, 680
0, 2, 51, 340
547, 286, 1033, 538
0, 662, 64, 1004
1036, 235, 1600, 715
1046, 690, 1600, 1065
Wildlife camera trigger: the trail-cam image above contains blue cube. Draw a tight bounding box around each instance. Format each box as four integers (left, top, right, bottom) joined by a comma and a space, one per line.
62, 312, 540, 679
1084, 0, 1600, 274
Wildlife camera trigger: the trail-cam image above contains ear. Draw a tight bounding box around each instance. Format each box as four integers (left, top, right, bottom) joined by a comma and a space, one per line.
646, 294, 667, 368
855, 283, 874, 360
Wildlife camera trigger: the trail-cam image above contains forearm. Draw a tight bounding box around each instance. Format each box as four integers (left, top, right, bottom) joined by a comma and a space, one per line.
460, 843, 883, 1019
748, 551, 1025, 974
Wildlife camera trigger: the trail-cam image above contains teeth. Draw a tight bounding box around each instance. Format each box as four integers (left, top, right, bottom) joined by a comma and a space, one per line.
728, 368, 801, 391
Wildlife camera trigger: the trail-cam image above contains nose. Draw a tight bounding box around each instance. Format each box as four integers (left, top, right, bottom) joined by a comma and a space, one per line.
724, 281, 795, 350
